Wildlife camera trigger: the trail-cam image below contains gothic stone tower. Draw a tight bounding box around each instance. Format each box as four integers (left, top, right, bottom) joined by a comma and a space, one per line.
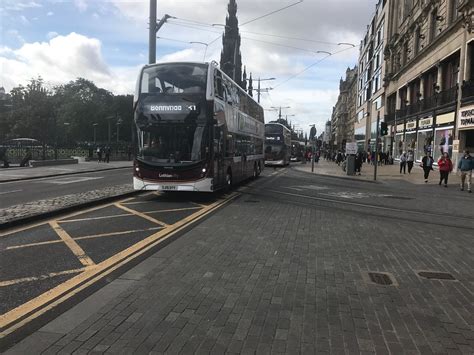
220, 0, 243, 88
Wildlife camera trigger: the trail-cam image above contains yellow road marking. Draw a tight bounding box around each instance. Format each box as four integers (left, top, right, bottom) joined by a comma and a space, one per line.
144, 207, 201, 214
49, 221, 95, 267
0, 268, 88, 287
58, 213, 132, 223
114, 203, 169, 227
6, 227, 162, 250
0, 202, 118, 237
0, 192, 238, 337
190, 201, 208, 208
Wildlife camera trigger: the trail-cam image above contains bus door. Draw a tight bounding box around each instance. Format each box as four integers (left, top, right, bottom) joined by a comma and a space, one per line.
213, 126, 225, 188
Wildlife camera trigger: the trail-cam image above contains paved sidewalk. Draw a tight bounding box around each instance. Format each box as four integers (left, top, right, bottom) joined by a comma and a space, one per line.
294, 159, 461, 185
0, 161, 133, 182
0, 161, 135, 227
6, 175, 473, 354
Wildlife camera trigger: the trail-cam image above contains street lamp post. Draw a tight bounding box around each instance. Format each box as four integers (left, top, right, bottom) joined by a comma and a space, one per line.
310, 124, 317, 173
116, 118, 123, 143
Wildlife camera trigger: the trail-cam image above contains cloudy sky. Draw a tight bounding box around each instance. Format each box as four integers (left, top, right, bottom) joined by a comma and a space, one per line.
0, 0, 376, 135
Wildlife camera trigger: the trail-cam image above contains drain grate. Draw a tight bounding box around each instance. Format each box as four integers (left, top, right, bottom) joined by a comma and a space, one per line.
244, 200, 260, 203
368, 272, 393, 285
418, 271, 456, 280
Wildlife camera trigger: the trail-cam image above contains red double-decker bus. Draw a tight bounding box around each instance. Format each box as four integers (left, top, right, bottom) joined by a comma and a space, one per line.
133, 62, 265, 192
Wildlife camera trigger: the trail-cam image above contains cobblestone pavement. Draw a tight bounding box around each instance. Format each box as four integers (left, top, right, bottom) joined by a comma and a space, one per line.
294, 159, 455, 185
6, 168, 473, 354
0, 184, 133, 225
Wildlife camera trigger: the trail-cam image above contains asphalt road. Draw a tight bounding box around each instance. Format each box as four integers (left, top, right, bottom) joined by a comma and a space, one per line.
0, 168, 132, 209
2, 165, 473, 353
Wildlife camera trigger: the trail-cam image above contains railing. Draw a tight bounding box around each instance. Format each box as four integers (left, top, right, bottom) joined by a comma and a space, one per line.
438, 86, 457, 106
396, 86, 458, 120
385, 112, 396, 124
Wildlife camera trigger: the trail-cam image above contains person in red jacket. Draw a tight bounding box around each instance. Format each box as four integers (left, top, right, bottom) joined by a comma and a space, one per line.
438, 152, 453, 187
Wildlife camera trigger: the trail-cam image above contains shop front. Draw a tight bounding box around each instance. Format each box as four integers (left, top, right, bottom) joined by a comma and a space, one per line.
405, 119, 417, 158
458, 105, 474, 153
416, 116, 434, 162
394, 123, 404, 159
434, 112, 455, 162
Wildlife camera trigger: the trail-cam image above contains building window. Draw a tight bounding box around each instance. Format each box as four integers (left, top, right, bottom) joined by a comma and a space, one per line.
430, 9, 437, 42
402, 42, 409, 66
449, 0, 459, 24
414, 27, 421, 56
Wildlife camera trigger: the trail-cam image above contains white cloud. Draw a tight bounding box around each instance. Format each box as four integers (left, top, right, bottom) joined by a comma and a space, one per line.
2, 0, 42, 11
47, 11, 54, 16
0, 33, 135, 94
20, 15, 30, 25
74, 0, 88, 12
7, 30, 25, 44
47, 31, 58, 39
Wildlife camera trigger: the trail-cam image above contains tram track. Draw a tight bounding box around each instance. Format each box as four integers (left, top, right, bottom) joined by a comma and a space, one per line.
239, 187, 474, 231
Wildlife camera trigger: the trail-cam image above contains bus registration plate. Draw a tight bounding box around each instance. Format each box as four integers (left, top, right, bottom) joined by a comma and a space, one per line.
161, 185, 177, 191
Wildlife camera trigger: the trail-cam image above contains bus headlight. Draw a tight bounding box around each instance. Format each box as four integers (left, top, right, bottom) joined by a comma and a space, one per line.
202, 168, 207, 173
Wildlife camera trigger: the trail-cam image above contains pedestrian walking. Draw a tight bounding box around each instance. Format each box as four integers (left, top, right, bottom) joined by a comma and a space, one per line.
407, 150, 415, 173
97, 146, 102, 163
104, 146, 111, 163
421, 152, 434, 183
399, 151, 407, 174
437, 152, 453, 187
458, 150, 473, 193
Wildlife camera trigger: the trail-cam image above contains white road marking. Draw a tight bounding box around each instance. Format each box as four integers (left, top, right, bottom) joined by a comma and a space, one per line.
319, 191, 390, 199
49, 168, 74, 171
284, 185, 329, 191
37, 176, 104, 185
0, 189, 22, 195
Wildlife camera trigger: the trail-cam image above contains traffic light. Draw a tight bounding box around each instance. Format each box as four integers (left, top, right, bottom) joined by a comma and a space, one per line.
380, 122, 388, 136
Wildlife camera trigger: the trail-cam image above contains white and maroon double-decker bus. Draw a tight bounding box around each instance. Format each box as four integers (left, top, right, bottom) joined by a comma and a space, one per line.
133, 62, 265, 192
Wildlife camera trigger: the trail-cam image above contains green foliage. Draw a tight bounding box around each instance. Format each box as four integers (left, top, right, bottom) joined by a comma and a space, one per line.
1, 77, 134, 145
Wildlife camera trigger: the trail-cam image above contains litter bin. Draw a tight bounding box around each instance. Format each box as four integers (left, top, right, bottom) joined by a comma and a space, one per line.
346, 154, 355, 176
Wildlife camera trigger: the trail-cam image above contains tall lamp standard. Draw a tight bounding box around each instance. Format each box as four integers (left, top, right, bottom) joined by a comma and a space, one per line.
309, 124, 317, 172
116, 118, 123, 143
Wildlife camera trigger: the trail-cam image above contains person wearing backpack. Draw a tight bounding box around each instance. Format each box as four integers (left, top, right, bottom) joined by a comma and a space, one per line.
421, 152, 434, 183
458, 150, 473, 193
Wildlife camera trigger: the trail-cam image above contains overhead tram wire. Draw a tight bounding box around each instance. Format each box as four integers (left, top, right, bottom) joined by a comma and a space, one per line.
164, 0, 306, 59
272, 46, 358, 90
165, 22, 337, 56
169, 18, 349, 47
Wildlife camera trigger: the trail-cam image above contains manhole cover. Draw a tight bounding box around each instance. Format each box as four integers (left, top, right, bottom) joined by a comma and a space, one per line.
382, 196, 414, 200
244, 200, 260, 203
368, 272, 393, 285
418, 271, 456, 280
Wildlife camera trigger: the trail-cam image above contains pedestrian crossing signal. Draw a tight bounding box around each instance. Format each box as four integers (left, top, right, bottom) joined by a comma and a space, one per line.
380, 122, 388, 136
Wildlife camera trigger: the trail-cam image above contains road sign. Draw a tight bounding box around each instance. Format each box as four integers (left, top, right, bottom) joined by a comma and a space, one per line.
345, 142, 357, 155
